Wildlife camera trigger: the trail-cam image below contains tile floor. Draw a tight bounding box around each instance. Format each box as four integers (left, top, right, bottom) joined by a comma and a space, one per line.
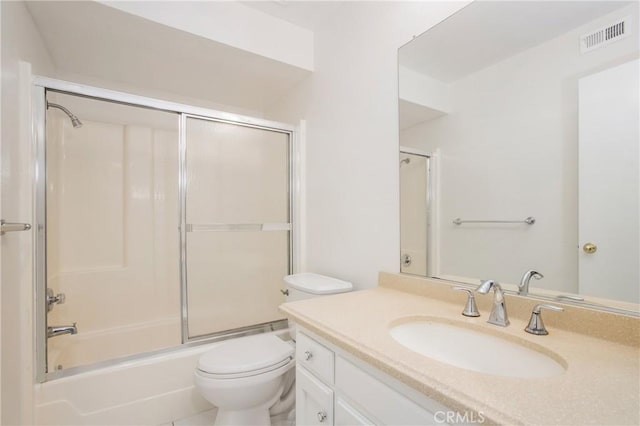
173, 409, 217, 426
163, 408, 294, 426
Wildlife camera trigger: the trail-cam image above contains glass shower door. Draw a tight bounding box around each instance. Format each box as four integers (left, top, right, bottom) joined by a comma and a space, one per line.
184, 117, 291, 339
43, 91, 181, 372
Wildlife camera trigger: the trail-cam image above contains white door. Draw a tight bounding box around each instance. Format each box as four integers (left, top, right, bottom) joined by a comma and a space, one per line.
578, 59, 639, 303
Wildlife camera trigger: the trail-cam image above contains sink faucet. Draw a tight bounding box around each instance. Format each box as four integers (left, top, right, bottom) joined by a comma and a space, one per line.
518, 270, 543, 295
476, 280, 509, 327
47, 323, 77, 338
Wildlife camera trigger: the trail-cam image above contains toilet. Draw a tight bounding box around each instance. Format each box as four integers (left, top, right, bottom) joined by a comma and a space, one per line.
194, 273, 352, 426
282, 273, 353, 341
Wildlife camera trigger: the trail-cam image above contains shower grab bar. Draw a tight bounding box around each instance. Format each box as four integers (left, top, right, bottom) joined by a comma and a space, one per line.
186, 223, 291, 232
0, 220, 32, 236
453, 216, 535, 225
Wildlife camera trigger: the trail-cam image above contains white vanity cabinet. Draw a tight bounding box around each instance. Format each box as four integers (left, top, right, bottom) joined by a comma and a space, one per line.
295, 329, 452, 426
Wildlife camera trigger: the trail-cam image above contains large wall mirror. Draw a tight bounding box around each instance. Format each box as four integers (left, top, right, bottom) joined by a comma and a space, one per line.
398, 1, 639, 313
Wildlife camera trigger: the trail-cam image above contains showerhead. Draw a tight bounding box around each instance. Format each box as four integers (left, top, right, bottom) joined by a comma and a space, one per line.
47, 102, 83, 128
400, 158, 411, 165
70, 116, 83, 128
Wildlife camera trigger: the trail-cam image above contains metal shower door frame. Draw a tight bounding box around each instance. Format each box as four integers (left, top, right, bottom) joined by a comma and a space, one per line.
179, 113, 295, 342
32, 77, 298, 382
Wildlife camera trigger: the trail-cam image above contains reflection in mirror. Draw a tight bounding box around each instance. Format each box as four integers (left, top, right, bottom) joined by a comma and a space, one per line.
400, 148, 432, 277
398, 1, 639, 311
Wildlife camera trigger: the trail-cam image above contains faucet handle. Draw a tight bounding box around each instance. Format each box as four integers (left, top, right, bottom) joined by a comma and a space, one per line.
525, 304, 563, 335
533, 304, 564, 314
453, 287, 480, 317
46, 288, 66, 312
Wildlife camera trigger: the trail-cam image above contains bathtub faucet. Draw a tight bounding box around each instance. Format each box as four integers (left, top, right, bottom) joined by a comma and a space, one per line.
47, 323, 77, 338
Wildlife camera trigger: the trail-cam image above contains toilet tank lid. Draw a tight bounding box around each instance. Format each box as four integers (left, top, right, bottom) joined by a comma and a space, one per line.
198, 334, 293, 375
284, 273, 353, 295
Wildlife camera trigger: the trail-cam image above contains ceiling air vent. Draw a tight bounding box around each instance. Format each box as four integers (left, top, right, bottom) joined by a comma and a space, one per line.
581, 17, 629, 53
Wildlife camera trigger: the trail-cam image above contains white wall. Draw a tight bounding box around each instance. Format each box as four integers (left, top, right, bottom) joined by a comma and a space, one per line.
1, 2, 56, 423
266, 1, 469, 289
400, 4, 639, 292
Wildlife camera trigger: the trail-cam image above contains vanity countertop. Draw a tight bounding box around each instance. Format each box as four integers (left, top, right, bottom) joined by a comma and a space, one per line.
279, 272, 640, 425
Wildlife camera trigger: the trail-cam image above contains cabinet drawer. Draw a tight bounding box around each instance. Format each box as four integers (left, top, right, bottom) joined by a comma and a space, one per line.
297, 332, 335, 384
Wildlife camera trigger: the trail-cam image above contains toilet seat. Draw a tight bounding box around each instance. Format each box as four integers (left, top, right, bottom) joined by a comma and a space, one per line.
197, 334, 294, 379
196, 357, 293, 380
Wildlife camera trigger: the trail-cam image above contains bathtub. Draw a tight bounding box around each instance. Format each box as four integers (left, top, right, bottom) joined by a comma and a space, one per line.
35, 327, 290, 425
47, 317, 182, 372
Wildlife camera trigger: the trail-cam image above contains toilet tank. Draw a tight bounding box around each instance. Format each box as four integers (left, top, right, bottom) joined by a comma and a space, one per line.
283, 273, 353, 302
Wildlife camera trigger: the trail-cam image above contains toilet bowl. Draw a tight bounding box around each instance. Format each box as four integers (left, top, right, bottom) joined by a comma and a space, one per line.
194, 333, 295, 426
194, 273, 352, 425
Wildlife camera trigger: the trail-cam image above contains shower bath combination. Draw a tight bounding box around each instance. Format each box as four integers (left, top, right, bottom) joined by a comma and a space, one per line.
47, 101, 83, 128
36, 87, 295, 391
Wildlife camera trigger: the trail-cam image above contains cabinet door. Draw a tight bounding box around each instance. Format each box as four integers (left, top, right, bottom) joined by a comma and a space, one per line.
335, 398, 374, 426
335, 356, 447, 425
296, 367, 334, 426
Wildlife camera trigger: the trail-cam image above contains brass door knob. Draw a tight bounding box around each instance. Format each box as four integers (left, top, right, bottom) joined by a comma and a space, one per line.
583, 242, 597, 254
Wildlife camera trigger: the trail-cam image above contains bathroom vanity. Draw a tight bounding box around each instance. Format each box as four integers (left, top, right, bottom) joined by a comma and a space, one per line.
280, 273, 640, 425
295, 330, 455, 425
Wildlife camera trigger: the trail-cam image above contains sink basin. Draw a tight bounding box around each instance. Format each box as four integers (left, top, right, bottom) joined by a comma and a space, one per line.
389, 320, 566, 378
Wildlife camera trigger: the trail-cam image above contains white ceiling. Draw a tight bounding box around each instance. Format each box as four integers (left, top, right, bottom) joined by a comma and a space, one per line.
26, 1, 312, 113
400, 1, 632, 83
